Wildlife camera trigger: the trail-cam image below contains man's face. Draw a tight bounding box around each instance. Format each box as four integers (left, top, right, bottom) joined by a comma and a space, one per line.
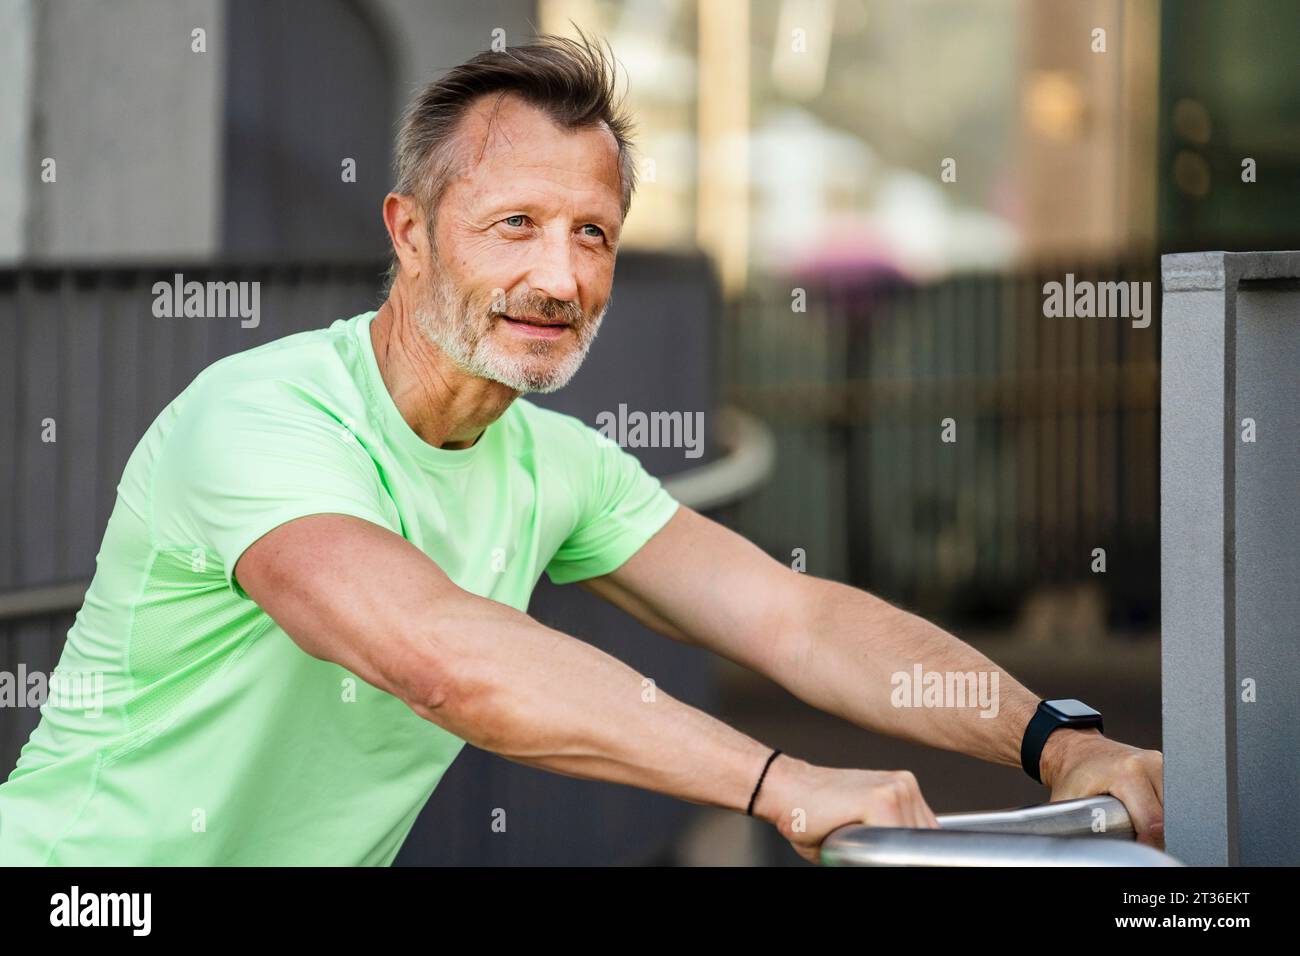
412, 94, 624, 394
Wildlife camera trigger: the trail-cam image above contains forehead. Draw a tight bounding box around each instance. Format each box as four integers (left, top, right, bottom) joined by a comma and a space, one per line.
444, 93, 623, 208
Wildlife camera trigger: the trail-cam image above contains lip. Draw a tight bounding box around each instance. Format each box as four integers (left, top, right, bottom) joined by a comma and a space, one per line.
501, 315, 571, 339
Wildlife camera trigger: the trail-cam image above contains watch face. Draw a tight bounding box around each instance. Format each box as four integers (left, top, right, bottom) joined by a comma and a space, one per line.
1046, 698, 1101, 720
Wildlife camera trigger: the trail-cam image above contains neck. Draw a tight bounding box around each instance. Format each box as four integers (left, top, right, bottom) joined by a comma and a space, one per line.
370, 286, 518, 450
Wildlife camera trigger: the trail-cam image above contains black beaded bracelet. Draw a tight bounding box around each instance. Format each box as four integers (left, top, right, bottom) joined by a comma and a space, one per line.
746, 748, 783, 816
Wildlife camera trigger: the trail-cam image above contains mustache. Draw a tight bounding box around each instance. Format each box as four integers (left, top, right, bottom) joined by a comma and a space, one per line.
490, 296, 588, 325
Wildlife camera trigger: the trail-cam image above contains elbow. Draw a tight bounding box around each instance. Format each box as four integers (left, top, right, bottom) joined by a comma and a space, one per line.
388, 607, 537, 753
399, 652, 508, 749
406, 673, 456, 721
410, 655, 557, 757
402, 658, 468, 723
777, 574, 827, 676
379, 626, 466, 722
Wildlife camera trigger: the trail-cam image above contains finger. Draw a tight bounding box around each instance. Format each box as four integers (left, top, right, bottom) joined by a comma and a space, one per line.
922, 796, 941, 829
1150, 752, 1164, 805
864, 801, 907, 828
911, 797, 940, 829
863, 786, 906, 828
1113, 776, 1164, 848
896, 773, 930, 829
895, 774, 938, 829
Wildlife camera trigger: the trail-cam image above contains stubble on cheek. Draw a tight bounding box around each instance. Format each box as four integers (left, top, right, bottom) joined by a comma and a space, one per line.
412, 254, 609, 392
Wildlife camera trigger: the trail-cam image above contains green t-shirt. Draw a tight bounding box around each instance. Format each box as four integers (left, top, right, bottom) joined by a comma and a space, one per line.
0, 310, 679, 865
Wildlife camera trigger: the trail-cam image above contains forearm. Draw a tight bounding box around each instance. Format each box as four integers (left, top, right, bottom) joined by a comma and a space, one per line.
779, 576, 1044, 771
414, 597, 777, 815
239, 515, 782, 817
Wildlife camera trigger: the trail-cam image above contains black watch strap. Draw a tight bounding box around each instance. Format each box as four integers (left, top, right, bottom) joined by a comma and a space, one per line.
1020, 699, 1104, 784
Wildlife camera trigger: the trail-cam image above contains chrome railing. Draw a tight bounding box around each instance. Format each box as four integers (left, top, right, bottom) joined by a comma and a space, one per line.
660, 406, 776, 512
821, 796, 1182, 867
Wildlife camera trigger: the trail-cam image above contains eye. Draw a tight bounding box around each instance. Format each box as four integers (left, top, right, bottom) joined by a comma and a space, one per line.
581, 224, 606, 240
503, 215, 528, 228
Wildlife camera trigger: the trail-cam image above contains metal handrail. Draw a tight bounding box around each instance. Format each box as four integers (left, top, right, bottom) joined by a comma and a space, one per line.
0, 580, 90, 623
660, 406, 775, 512
935, 795, 1134, 838
821, 796, 1183, 867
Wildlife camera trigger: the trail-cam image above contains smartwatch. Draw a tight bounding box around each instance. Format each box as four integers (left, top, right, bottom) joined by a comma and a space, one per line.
1020, 698, 1103, 784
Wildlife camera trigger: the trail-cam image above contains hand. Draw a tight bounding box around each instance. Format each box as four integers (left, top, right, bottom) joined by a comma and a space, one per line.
753, 756, 940, 865
1041, 729, 1165, 848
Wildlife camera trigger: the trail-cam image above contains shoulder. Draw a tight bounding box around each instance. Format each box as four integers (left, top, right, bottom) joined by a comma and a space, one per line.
170, 315, 370, 430
189, 315, 366, 399
147, 319, 393, 546
150, 317, 378, 482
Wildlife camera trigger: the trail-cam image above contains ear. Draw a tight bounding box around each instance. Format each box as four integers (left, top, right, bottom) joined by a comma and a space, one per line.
382, 193, 429, 281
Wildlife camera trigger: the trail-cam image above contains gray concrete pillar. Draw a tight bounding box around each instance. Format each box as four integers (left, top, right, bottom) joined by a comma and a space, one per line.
1161, 250, 1300, 866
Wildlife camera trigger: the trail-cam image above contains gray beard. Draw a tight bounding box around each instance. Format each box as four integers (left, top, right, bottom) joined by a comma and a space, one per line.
413, 271, 604, 394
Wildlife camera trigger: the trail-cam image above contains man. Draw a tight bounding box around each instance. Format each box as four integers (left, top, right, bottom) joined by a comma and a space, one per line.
0, 35, 1162, 866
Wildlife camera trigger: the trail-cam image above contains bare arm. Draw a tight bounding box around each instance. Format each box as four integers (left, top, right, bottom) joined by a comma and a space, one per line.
234, 513, 783, 814
581, 509, 1011, 752
784, 577, 1069, 771
584, 506, 1165, 845
778, 575, 1163, 844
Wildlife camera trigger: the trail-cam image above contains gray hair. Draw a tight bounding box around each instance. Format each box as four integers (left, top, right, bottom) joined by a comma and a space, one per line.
383, 31, 638, 293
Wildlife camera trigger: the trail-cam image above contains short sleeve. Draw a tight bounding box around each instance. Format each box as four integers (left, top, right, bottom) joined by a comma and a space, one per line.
544, 425, 680, 585
151, 380, 400, 599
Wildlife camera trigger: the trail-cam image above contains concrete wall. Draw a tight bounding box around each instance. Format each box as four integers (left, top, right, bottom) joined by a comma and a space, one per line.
0, 0, 36, 261
0, 0, 540, 264
26, 0, 226, 261
1161, 250, 1300, 866
367, 0, 539, 121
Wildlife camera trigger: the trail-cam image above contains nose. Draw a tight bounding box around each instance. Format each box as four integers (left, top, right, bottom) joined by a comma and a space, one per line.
524, 226, 580, 305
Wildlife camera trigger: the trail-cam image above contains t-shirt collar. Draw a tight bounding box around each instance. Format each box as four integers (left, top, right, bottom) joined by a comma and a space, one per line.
354, 311, 497, 471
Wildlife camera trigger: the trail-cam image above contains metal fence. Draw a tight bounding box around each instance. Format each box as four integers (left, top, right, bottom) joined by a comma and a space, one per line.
722, 257, 1161, 629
